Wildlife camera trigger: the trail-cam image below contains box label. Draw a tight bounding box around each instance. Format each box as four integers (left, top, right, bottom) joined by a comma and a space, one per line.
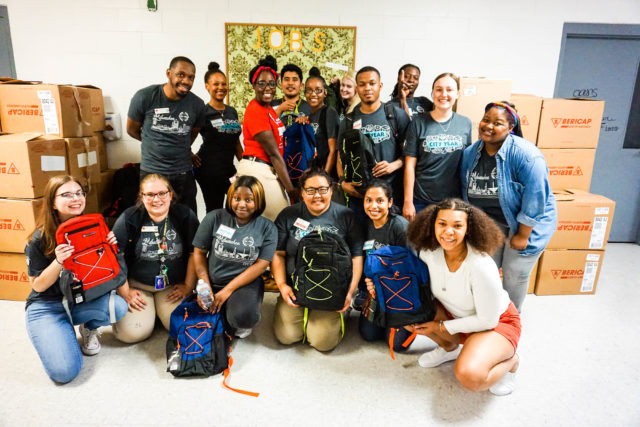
589, 216, 608, 249
550, 117, 593, 129
41, 156, 66, 172
77, 152, 88, 168
37, 91, 60, 134
463, 86, 477, 96
88, 151, 98, 166
580, 261, 599, 292
0, 162, 20, 175
586, 253, 601, 261
548, 166, 583, 176
594, 207, 609, 215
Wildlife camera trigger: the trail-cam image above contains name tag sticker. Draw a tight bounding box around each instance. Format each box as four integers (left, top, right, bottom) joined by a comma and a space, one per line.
353, 119, 362, 130
211, 118, 224, 128
278, 125, 286, 137
141, 226, 158, 233
363, 240, 375, 250
154, 107, 170, 114
216, 224, 236, 239
293, 218, 310, 231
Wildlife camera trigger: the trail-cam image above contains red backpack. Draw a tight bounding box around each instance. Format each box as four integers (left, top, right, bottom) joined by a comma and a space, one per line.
55, 214, 125, 306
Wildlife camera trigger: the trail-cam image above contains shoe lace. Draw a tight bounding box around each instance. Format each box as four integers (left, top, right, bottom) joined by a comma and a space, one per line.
83, 327, 102, 347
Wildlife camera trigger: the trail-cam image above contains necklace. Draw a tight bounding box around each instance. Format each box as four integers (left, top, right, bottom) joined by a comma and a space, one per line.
442, 246, 468, 291
436, 115, 454, 133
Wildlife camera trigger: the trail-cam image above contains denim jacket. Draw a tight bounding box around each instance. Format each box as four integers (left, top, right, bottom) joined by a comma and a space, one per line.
460, 134, 557, 255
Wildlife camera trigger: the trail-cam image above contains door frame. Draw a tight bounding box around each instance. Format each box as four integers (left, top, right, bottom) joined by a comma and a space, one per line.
555, 22, 640, 244
0, 5, 16, 78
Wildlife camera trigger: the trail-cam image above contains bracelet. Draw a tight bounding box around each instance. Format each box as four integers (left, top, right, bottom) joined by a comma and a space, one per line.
55, 258, 63, 266
439, 320, 445, 333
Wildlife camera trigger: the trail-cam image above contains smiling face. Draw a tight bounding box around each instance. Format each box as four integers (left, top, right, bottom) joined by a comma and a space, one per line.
364, 186, 392, 226
479, 107, 514, 146
399, 66, 420, 97
230, 186, 256, 224
340, 76, 356, 101
166, 61, 195, 98
301, 175, 332, 216
356, 71, 382, 105
281, 71, 302, 99
432, 75, 459, 112
304, 78, 326, 111
205, 72, 228, 103
54, 181, 86, 222
253, 70, 277, 105
434, 209, 468, 253
141, 178, 172, 220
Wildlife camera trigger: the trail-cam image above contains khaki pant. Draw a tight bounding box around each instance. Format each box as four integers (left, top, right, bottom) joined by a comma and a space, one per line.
236, 158, 289, 222
113, 279, 181, 344
272, 296, 343, 352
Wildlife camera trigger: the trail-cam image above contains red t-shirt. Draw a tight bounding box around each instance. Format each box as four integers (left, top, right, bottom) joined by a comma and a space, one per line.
242, 99, 285, 163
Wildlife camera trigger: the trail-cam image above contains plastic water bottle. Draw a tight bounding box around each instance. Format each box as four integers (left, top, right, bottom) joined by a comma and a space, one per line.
196, 279, 213, 309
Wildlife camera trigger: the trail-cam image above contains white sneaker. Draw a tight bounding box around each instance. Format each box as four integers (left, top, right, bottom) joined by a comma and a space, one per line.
79, 325, 101, 356
418, 345, 461, 368
490, 371, 516, 396
235, 328, 252, 339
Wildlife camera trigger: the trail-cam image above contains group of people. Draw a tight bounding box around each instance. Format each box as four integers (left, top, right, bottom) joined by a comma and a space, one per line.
24, 55, 557, 397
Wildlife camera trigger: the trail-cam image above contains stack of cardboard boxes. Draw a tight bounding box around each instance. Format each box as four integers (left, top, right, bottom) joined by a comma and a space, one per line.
511, 94, 614, 295
0, 81, 116, 300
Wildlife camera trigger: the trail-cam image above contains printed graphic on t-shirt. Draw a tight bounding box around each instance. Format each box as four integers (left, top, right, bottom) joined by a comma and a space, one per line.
468, 167, 498, 197
409, 105, 425, 116
422, 134, 464, 154
215, 119, 242, 134
361, 124, 391, 144
140, 234, 183, 261
293, 224, 340, 241
151, 110, 192, 135
311, 122, 320, 134
213, 236, 258, 265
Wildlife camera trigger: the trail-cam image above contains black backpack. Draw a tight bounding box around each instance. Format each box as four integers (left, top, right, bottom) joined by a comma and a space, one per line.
291, 229, 352, 311
103, 163, 140, 220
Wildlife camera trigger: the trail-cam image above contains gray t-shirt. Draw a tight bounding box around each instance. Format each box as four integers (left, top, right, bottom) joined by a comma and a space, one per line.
128, 84, 206, 174
308, 106, 339, 170
404, 112, 472, 203
275, 202, 364, 277
363, 214, 408, 257
192, 209, 277, 285
389, 96, 434, 118
337, 102, 410, 185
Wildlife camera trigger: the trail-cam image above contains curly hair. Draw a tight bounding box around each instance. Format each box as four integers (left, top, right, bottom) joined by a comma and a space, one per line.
407, 198, 505, 255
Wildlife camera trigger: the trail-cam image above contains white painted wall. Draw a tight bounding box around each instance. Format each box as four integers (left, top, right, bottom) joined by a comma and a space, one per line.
3, 0, 640, 167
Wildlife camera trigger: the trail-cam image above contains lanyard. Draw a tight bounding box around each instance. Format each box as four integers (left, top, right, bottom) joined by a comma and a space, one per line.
154, 217, 169, 276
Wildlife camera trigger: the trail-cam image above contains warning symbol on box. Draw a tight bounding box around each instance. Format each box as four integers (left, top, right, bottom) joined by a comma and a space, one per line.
13, 220, 25, 231
7, 163, 20, 174
19, 272, 29, 282
573, 166, 583, 176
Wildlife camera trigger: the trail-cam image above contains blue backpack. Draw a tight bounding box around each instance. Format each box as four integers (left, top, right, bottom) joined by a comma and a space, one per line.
364, 246, 435, 329
283, 120, 317, 186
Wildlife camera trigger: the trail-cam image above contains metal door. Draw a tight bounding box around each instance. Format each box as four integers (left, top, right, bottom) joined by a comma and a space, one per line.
0, 5, 16, 78
555, 23, 640, 243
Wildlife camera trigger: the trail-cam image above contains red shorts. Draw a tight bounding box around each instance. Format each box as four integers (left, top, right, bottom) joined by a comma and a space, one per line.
445, 301, 521, 351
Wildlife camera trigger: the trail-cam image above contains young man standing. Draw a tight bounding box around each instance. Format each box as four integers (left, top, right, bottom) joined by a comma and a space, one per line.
272, 63, 312, 127
337, 66, 410, 213
127, 56, 206, 214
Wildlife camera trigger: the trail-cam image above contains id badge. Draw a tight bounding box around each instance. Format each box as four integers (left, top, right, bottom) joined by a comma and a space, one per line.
155, 274, 167, 290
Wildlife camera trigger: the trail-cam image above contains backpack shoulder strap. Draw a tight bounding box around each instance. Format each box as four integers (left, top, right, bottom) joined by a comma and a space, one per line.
383, 102, 399, 142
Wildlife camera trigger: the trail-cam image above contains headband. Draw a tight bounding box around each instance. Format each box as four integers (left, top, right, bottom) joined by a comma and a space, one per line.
251, 66, 279, 84
491, 102, 519, 128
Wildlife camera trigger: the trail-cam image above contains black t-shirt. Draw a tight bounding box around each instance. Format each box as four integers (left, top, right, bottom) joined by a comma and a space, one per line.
467, 148, 508, 229
275, 202, 364, 277
113, 208, 200, 285
197, 104, 241, 176
404, 112, 472, 203
308, 105, 339, 170
363, 214, 409, 257
192, 209, 277, 285
128, 84, 206, 174
24, 230, 63, 309
389, 96, 434, 118
271, 98, 312, 128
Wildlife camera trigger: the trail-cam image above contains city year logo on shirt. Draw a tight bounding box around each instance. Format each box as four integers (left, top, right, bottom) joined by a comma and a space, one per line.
361, 124, 391, 144
151, 109, 192, 135
422, 134, 464, 154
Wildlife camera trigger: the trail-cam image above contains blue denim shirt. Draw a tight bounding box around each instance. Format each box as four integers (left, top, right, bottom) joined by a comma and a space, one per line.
460, 134, 557, 256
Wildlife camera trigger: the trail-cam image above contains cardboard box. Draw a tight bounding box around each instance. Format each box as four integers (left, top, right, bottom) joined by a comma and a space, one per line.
528, 261, 538, 294
76, 85, 105, 132
98, 169, 116, 210
65, 137, 100, 189
0, 133, 68, 198
0, 82, 93, 137
84, 186, 100, 214
535, 249, 604, 295
541, 149, 596, 191
0, 197, 42, 253
94, 132, 108, 170
536, 98, 605, 148
510, 94, 542, 144
454, 77, 512, 141
0, 252, 32, 301
548, 189, 615, 250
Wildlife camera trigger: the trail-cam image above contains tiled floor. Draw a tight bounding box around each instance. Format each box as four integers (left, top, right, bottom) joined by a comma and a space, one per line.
1, 243, 639, 426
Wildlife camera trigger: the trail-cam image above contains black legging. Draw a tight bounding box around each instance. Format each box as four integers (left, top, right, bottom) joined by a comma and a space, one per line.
213, 276, 264, 330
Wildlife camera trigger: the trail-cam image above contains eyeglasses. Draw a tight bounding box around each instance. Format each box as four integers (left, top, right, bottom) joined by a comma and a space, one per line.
304, 88, 325, 95
56, 190, 86, 199
255, 80, 277, 89
141, 191, 171, 201
303, 186, 330, 196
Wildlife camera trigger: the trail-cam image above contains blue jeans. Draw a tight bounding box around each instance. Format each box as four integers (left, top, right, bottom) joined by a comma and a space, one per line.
413, 198, 432, 215
25, 293, 128, 384
492, 234, 542, 312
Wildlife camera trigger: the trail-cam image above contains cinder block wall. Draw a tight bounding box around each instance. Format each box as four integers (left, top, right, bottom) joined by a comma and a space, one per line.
3, 0, 640, 167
